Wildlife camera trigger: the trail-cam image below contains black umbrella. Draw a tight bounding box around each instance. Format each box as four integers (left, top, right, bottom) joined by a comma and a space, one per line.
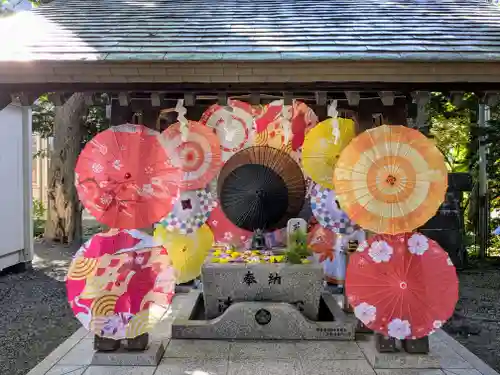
217, 146, 306, 231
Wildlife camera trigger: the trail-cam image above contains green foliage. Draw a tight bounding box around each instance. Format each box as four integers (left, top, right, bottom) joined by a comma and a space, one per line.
32, 199, 45, 237
32, 94, 110, 147
428, 92, 500, 256
285, 230, 311, 264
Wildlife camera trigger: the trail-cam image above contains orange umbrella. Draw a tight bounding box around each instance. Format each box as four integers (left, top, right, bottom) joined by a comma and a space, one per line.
333, 125, 448, 234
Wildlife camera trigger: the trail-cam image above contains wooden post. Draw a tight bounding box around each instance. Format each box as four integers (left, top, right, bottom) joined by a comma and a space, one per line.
478, 101, 490, 259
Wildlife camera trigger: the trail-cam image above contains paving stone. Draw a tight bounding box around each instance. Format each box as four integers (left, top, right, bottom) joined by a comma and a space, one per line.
227, 359, 301, 375
26, 338, 82, 375
229, 341, 298, 360
57, 339, 95, 366
375, 370, 445, 375
301, 359, 376, 375
296, 341, 364, 360
82, 366, 156, 375
44, 365, 87, 375
443, 370, 483, 375
156, 358, 229, 375
430, 339, 473, 369
164, 340, 231, 359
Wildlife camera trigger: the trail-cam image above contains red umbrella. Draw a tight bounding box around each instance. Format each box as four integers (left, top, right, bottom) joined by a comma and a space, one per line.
346, 232, 458, 339
207, 205, 252, 246
75, 124, 180, 229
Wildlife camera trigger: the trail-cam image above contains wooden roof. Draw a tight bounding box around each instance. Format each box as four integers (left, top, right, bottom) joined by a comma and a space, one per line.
2, 0, 500, 62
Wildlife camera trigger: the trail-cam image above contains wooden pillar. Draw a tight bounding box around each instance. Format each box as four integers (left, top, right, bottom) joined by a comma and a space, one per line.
477, 100, 490, 259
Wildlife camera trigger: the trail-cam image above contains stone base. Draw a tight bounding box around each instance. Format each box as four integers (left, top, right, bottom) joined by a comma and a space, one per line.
358, 335, 440, 369
172, 291, 356, 340
91, 340, 166, 366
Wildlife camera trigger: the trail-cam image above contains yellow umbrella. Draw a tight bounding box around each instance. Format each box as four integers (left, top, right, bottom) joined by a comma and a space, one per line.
333, 125, 448, 234
302, 118, 356, 189
154, 224, 213, 284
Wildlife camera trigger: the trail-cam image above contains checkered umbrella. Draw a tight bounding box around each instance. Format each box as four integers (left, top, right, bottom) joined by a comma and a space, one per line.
310, 183, 356, 234
159, 188, 217, 235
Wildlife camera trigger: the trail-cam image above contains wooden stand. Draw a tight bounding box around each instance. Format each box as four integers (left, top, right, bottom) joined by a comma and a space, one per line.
402, 336, 430, 354
124, 333, 149, 351
342, 240, 358, 313
94, 333, 149, 352
94, 336, 120, 352
375, 333, 397, 352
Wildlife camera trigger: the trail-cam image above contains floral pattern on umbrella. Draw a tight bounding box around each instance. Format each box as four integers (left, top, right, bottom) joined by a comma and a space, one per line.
207, 205, 252, 247
346, 232, 458, 339
159, 188, 217, 235
75, 124, 180, 229
199, 99, 260, 161
66, 229, 176, 340
334, 125, 448, 234
161, 121, 222, 191
310, 183, 356, 234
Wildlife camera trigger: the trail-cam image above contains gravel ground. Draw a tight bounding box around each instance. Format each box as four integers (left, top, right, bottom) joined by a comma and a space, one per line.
0, 241, 80, 375
444, 262, 500, 373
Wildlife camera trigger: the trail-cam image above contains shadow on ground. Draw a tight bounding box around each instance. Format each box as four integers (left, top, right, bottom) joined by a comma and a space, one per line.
0, 241, 80, 375
444, 262, 500, 372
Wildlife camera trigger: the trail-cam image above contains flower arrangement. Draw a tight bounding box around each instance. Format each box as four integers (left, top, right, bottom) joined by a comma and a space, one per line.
210, 248, 286, 264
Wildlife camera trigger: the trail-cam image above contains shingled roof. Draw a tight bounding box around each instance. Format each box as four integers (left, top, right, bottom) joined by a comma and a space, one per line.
2, 0, 500, 62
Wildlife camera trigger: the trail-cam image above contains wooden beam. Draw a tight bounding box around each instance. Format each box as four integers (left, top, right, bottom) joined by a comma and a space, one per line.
11, 92, 39, 106
2, 81, 500, 94
283, 92, 293, 105
47, 93, 67, 106
250, 92, 261, 105
0, 92, 12, 111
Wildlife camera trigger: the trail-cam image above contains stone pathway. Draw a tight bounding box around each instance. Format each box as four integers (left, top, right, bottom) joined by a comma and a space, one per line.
26, 294, 500, 375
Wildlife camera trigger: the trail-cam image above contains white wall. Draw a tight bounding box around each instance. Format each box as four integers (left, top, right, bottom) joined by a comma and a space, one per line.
0, 104, 25, 266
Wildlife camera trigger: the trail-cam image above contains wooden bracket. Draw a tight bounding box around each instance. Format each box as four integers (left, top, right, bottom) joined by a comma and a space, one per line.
283, 92, 293, 105
217, 92, 228, 106
250, 92, 261, 105
118, 92, 129, 107
378, 91, 395, 106
315, 91, 327, 106
345, 91, 360, 106
150, 92, 161, 107
183, 93, 195, 106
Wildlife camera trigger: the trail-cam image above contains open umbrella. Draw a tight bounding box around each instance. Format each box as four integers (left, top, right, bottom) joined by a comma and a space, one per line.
161, 121, 222, 191
199, 99, 259, 161
75, 124, 180, 229
66, 229, 176, 339
154, 223, 213, 284
310, 183, 356, 234
217, 146, 306, 231
254, 100, 318, 151
159, 188, 217, 235
302, 117, 356, 189
207, 205, 253, 246
334, 125, 448, 234
346, 232, 458, 339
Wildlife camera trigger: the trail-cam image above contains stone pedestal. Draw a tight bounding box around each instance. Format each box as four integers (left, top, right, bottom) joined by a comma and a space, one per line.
201, 262, 323, 320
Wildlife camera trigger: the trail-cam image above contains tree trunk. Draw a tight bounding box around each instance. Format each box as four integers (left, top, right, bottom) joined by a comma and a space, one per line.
44, 93, 88, 245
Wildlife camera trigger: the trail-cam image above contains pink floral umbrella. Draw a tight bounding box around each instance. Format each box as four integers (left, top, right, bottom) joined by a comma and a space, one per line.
66, 229, 176, 339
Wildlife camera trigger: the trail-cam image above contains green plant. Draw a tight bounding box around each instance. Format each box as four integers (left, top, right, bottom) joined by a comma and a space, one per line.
285, 230, 311, 264
32, 199, 46, 237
